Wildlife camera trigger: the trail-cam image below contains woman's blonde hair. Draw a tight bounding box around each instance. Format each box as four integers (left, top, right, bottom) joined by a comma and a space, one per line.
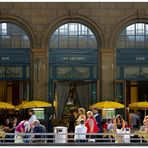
78, 108, 86, 114
86, 111, 93, 117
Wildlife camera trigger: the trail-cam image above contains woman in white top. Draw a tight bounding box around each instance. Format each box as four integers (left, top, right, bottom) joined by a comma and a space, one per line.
28, 109, 37, 125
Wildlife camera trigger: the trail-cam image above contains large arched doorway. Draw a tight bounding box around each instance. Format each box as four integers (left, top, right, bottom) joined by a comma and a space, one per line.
48, 22, 99, 125
0, 22, 30, 109
116, 22, 148, 117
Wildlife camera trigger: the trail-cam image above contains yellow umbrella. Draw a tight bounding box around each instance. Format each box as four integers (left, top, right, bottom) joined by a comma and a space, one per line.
16, 101, 52, 110
90, 101, 124, 109
0, 102, 15, 109
129, 101, 148, 116
129, 101, 148, 108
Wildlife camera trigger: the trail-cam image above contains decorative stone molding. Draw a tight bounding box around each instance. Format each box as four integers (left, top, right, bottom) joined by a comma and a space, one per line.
0, 9, 9, 18
69, 9, 78, 19
137, 10, 145, 19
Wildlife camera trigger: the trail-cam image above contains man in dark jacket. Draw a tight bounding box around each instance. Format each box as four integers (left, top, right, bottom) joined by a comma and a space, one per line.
32, 120, 46, 143
92, 108, 102, 133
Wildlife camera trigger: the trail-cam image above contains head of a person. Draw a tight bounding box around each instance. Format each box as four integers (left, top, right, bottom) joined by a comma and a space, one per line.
78, 108, 85, 115
5, 119, 9, 125
116, 114, 123, 123
32, 120, 40, 127
80, 119, 85, 125
143, 116, 148, 125
86, 111, 93, 118
108, 119, 112, 123
28, 109, 34, 116
12, 117, 17, 124
92, 108, 98, 114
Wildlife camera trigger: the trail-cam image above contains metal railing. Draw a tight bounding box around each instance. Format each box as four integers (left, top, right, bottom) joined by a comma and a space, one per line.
0, 132, 148, 144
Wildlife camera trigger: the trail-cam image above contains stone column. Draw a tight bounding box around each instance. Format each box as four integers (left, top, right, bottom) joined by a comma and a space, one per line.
31, 48, 48, 101
100, 48, 115, 101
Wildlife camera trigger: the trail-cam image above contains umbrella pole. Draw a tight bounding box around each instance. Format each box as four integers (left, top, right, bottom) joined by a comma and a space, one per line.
145, 108, 146, 117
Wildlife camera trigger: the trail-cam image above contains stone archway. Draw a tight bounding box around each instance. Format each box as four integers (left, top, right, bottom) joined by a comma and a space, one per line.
41, 13, 106, 49
109, 11, 148, 48
0, 10, 36, 48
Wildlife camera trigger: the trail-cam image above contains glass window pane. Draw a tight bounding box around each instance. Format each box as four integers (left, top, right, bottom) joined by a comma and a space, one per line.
50, 36, 59, 48
74, 67, 90, 79
59, 36, 68, 48
116, 66, 121, 79
88, 36, 97, 48
136, 23, 144, 35
49, 23, 98, 49
59, 24, 68, 35
26, 66, 30, 78
69, 23, 78, 35
69, 36, 78, 48
79, 36, 87, 48
136, 36, 144, 47
141, 66, 148, 78
126, 24, 135, 35
0, 23, 30, 48
118, 23, 148, 48
6, 67, 22, 78
146, 24, 148, 35
93, 66, 97, 79
56, 66, 73, 79
124, 66, 140, 78
0, 67, 5, 78
78, 24, 87, 35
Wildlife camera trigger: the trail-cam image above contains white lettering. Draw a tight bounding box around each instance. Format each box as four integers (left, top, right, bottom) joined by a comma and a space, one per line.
61, 56, 85, 61
1, 56, 10, 61
136, 57, 145, 61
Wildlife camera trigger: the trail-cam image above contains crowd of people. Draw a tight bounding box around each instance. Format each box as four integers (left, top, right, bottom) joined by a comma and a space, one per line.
0, 107, 148, 144
68, 108, 148, 143
0, 109, 46, 143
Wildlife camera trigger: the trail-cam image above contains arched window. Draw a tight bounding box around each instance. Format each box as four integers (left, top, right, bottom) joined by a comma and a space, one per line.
117, 23, 148, 48
49, 23, 98, 49
0, 23, 30, 48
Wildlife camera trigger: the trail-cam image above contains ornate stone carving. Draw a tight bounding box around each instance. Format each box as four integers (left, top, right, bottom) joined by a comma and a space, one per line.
0, 9, 9, 18
69, 9, 78, 18
137, 10, 145, 19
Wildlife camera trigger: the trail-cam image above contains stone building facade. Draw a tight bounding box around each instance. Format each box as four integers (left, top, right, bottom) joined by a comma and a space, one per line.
1, 2, 148, 115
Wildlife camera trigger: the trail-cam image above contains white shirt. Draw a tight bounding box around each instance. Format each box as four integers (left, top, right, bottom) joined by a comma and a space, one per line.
74, 124, 87, 140
29, 114, 37, 124
107, 123, 114, 131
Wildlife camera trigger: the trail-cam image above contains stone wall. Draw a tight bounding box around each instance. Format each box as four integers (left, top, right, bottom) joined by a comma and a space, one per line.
0, 2, 148, 100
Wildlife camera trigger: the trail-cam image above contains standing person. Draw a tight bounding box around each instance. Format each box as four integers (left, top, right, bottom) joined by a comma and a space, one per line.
74, 119, 87, 143
85, 111, 99, 142
107, 119, 114, 132
114, 114, 125, 143
31, 120, 46, 143
129, 110, 140, 129
14, 120, 31, 143
92, 108, 102, 133
68, 110, 75, 133
28, 109, 37, 125
143, 115, 148, 134
7, 117, 18, 142
3, 119, 10, 132
77, 108, 86, 124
